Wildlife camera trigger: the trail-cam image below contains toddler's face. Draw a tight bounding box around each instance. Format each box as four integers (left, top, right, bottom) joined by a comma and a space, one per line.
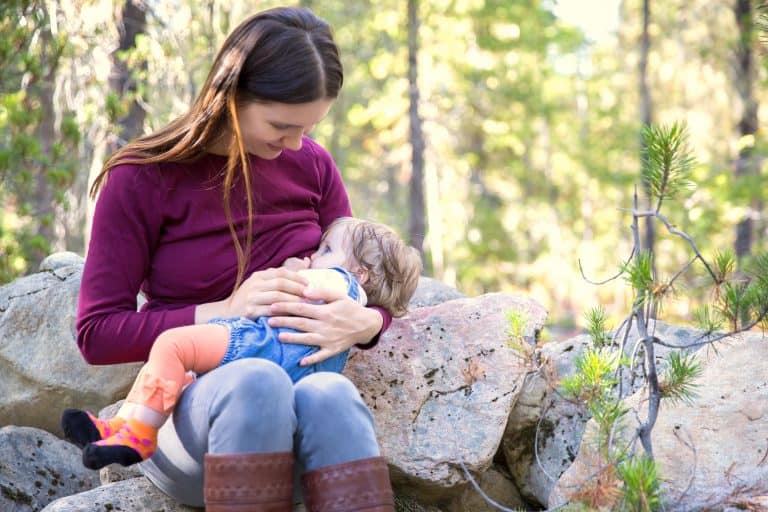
310, 224, 350, 270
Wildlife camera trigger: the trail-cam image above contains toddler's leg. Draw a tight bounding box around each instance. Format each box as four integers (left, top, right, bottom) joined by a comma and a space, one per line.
82, 324, 229, 469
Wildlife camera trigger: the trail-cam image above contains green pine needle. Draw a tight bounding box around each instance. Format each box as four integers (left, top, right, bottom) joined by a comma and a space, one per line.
692, 304, 724, 334
718, 281, 751, 330
560, 348, 620, 404
505, 309, 528, 340
641, 122, 695, 205
623, 251, 654, 293
660, 351, 702, 405
618, 455, 663, 511
585, 306, 612, 348
712, 249, 736, 284
590, 397, 629, 452
746, 253, 768, 288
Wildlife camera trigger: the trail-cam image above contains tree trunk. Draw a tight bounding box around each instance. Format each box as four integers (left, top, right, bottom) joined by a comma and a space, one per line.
407, 0, 426, 256
639, 0, 655, 256
107, 0, 147, 154
31, 27, 57, 269
733, 0, 758, 264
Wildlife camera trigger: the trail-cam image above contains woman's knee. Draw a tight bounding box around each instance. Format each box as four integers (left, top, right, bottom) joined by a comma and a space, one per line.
293, 372, 366, 416
208, 358, 294, 407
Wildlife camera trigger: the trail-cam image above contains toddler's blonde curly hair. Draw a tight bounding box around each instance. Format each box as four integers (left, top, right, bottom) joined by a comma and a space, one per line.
327, 217, 422, 317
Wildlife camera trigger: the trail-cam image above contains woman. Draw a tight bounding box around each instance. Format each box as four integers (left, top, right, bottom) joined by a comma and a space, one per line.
76, 6, 395, 511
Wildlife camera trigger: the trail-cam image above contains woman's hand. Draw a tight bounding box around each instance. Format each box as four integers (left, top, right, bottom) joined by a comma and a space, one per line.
267, 286, 383, 366
195, 268, 308, 323
281, 256, 310, 271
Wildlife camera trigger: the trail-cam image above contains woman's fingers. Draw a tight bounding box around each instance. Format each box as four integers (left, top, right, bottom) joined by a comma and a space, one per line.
301, 284, 348, 303
299, 348, 334, 367
243, 269, 307, 295
228, 268, 309, 318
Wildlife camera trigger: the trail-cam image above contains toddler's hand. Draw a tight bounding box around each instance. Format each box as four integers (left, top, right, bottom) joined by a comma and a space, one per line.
282, 256, 311, 271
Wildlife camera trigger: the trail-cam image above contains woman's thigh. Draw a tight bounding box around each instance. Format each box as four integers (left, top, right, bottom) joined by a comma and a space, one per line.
140, 358, 296, 506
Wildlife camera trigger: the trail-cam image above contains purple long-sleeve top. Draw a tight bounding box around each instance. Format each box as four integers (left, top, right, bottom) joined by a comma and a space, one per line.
77, 136, 391, 365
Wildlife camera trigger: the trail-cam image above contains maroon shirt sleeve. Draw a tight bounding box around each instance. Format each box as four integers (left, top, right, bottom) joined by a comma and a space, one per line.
77, 165, 194, 364
357, 306, 391, 349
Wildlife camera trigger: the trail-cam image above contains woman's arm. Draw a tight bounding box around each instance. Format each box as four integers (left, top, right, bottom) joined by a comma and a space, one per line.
77, 165, 191, 365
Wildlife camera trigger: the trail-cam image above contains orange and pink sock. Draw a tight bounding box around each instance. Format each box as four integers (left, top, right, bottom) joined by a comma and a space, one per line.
61, 408, 126, 448
82, 417, 159, 470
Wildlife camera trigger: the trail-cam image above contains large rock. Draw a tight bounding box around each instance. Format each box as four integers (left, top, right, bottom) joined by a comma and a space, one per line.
39, 252, 85, 272
503, 320, 712, 507
0, 426, 99, 512
408, 277, 465, 308
443, 466, 526, 512
345, 292, 547, 502
502, 335, 591, 507
549, 330, 768, 509
41, 477, 200, 512
0, 261, 142, 434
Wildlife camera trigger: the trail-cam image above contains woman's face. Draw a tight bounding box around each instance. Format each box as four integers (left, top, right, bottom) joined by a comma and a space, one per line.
236, 98, 333, 159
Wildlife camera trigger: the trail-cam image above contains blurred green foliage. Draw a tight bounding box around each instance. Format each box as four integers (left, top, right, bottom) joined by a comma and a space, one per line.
0, 0, 80, 281
0, 0, 766, 332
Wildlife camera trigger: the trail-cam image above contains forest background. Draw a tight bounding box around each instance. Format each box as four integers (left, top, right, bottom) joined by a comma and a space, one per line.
1, 0, 766, 332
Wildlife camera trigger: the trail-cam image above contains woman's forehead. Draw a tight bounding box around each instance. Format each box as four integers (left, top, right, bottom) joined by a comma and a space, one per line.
244, 98, 333, 126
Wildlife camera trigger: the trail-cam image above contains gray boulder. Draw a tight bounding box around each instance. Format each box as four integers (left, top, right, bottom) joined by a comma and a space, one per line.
443, 466, 526, 512
41, 477, 200, 511
0, 426, 99, 512
408, 277, 466, 308
503, 320, 713, 506
0, 263, 142, 434
39, 252, 84, 272
502, 335, 591, 506
549, 330, 768, 509
345, 292, 548, 502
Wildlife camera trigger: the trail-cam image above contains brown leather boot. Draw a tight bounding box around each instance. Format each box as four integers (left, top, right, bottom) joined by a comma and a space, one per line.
301, 456, 395, 512
204, 451, 293, 511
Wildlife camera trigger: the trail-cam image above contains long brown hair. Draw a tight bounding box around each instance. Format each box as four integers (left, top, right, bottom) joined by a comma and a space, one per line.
91, 7, 343, 291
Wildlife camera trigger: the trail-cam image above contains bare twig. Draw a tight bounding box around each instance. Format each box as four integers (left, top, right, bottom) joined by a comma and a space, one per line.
666, 256, 697, 288
458, 460, 525, 512
670, 424, 698, 508
631, 188, 661, 458
651, 308, 767, 349
636, 209, 719, 282
615, 314, 635, 397
579, 246, 636, 285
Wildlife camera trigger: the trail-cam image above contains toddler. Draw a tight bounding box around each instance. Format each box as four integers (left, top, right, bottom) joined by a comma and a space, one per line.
61, 217, 421, 470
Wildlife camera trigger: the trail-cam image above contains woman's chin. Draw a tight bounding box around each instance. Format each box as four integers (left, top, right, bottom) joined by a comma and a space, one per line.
248, 145, 283, 159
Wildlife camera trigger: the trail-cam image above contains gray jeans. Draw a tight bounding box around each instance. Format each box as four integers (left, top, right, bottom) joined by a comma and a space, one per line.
139, 358, 380, 507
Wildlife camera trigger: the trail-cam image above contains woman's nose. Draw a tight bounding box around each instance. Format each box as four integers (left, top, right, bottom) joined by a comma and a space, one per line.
281, 133, 303, 151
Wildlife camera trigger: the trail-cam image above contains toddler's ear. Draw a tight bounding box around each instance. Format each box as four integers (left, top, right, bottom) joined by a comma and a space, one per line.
354, 267, 369, 285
